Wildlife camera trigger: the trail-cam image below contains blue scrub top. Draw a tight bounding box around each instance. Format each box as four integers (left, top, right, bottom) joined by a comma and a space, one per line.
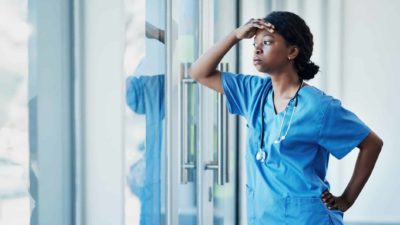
221, 72, 370, 225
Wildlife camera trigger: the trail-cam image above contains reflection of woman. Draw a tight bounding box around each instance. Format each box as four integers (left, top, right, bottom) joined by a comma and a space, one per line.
145, 22, 165, 44
126, 21, 165, 225
190, 11, 383, 225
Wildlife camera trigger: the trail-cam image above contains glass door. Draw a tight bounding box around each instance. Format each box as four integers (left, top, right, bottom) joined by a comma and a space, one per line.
169, 0, 200, 224
202, 1, 238, 225
166, 0, 238, 225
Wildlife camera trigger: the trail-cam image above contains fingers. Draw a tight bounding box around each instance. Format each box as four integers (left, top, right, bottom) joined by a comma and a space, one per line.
321, 191, 336, 209
321, 191, 351, 212
258, 19, 275, 32
248, 18, 275, 33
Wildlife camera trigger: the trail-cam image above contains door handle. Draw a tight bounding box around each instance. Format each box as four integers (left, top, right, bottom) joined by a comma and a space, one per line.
180, 62, 197, 184
204, 62, 229, 185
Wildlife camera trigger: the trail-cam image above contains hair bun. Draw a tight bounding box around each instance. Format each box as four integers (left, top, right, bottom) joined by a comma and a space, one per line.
299, 61, 319, 80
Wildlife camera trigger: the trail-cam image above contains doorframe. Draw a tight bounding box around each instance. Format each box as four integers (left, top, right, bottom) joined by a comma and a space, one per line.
73, 0, 125, 224
28, 0, 75, 224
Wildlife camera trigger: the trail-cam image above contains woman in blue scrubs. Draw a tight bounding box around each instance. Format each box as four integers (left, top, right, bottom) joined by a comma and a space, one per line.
190, 11, 383, 225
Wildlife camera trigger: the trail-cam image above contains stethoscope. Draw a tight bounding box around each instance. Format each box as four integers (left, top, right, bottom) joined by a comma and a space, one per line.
255, 80, 304, 162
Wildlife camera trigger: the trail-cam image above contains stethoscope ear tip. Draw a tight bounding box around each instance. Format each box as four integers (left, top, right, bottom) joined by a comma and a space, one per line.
273, 136, 286, 144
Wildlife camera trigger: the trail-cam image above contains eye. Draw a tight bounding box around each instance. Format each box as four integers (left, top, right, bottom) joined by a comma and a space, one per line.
263, 40, 272, 45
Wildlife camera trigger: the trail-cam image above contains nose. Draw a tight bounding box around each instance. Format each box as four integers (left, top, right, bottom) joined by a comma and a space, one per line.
254, 44, 262, 55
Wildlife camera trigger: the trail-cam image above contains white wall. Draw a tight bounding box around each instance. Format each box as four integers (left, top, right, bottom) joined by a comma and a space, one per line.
336, 0, 400, 222
238, 0, 400, 224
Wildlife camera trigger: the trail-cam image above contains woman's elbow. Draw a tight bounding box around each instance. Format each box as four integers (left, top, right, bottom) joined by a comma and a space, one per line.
189, 68, 200, 81
370, 135, 383, 155
377, 137, 384, 150
373, 131, 384, 150
370, 132, 384, 153
188, 63, 203, 81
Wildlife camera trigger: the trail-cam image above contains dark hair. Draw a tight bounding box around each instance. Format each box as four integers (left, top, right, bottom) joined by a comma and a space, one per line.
264, 11, 319, 80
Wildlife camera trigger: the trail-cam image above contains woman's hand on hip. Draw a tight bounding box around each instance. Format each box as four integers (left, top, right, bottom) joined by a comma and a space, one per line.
321, 191, 352, 212
234, 18, 275, 40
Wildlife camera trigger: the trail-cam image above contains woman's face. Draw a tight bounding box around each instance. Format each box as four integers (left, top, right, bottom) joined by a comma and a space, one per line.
253, 29, 292, 74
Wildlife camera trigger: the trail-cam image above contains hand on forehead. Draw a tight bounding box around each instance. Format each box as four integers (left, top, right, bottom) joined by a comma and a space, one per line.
250, 18, 275, 33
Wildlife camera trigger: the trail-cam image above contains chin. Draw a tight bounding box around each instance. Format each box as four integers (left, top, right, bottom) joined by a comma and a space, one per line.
254, 66, 271, 74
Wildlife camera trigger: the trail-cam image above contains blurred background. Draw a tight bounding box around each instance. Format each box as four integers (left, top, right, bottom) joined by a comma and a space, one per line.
0, 0, 399, 225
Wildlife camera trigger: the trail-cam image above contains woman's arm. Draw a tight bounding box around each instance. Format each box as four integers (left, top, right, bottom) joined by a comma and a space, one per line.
189, 31, 238, 93
322, 131, 383, 212
145, 22, 165, 44
190, 19, 273, 93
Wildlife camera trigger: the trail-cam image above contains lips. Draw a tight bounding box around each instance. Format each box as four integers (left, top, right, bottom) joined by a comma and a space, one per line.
253, 58, 262, 65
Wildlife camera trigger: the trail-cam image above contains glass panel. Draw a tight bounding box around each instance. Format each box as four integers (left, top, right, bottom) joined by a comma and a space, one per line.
181, 71, 199, 184
0, 0, 30, 224
124, 0, 166, 224
212, 0, 237, 224
171, 0, 199, 224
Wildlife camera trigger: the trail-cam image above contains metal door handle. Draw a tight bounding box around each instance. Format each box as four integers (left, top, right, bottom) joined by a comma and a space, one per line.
204, 62, 229, 185
180, 62, 197, 184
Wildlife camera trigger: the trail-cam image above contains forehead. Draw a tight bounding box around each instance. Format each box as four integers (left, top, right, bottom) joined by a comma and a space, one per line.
254, 29, 281, 41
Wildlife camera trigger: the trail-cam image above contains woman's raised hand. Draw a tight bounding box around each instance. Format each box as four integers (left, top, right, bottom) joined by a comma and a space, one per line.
234, 18, 275, 40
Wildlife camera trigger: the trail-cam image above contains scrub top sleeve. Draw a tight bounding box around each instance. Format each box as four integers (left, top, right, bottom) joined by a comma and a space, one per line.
126, 76, 146, 114
318, 99, 371, 159
221, 71, 261, 118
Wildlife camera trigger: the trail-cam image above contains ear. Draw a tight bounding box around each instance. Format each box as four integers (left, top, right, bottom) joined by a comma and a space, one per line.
288, 46, 299, 60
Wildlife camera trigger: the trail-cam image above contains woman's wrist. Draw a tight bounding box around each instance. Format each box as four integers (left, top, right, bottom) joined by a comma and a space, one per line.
232, 28, 242, 41
340, 192, 355, 207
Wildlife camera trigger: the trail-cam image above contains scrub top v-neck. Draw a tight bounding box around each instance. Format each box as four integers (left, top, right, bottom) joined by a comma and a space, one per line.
220, 71, 371, 225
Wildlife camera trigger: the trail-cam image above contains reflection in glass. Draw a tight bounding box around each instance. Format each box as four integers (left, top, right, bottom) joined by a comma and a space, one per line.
0, 0, 30, 225
124, 0, 166, 225
211, 0, 237, 224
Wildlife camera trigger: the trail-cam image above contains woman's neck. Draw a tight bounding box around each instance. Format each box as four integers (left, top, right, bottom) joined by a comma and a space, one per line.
270, 72, 302, 99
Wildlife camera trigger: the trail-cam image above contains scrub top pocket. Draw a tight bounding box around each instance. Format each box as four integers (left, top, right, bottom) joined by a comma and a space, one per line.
285, 196, 330, 225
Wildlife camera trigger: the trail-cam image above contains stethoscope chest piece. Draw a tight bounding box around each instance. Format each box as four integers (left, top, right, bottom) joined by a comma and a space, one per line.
256, 149, 266, 162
